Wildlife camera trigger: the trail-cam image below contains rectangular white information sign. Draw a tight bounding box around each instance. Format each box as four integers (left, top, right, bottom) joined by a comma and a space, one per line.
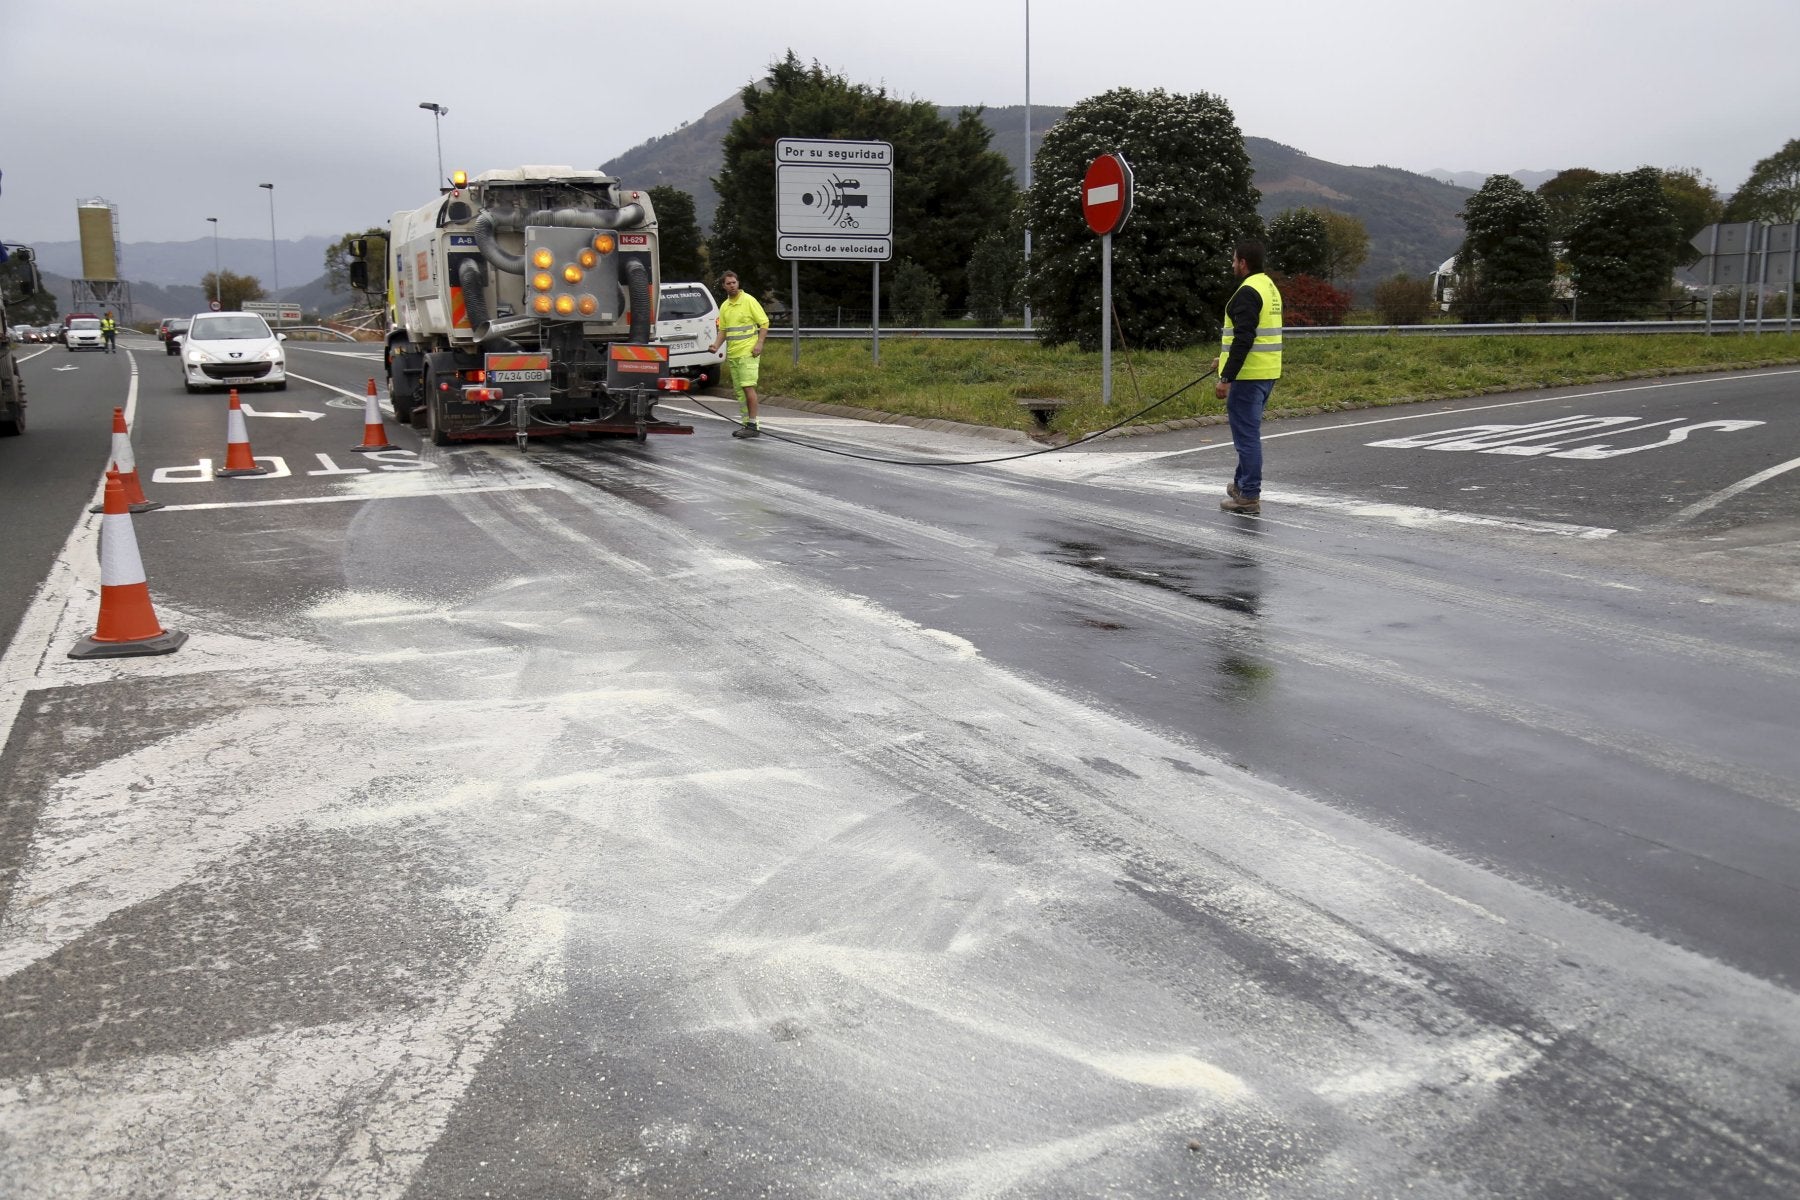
776, 138, 893, 262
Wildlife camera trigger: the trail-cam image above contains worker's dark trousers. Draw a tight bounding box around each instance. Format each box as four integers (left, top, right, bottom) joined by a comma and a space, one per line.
1226, 378, 1275, 498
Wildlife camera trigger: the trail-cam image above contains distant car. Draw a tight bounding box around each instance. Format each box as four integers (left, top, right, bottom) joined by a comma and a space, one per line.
654, 282, 724, 388
20, 327, 44, 344
157, 318, 175, 341
176, 312, 286, 392
65, 317, 105, 351
162, 317, 190, 355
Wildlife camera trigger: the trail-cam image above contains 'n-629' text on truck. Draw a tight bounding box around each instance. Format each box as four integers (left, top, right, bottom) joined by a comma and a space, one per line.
351, 166, 694, 449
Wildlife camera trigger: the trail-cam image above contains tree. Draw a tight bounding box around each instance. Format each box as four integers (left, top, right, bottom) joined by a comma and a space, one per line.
1658, 168, 1723, 267
712, 52, 1017, 317
324, 228, 388, 300
1023, 86, 1261, 351
1536, 168, 1604, 244
887, 259, 945, 326
1453, 174, 1554, 322
1565, 167, 1681, 320
199, 271, 267, 312
1724, 138, 1800, 224
1266, 208, 1329, 278
1319, 211, 1369, 285
966, 223, 1025, 324
649, 186, 707, 281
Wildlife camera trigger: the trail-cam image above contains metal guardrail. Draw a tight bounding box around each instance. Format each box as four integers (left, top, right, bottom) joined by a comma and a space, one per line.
277, 325, 362, 343
787, 319, 1795, 341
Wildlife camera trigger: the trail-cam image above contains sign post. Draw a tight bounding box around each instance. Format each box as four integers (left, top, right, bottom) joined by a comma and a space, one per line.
775, 138, 894, 364
1082, 153, 1134, 405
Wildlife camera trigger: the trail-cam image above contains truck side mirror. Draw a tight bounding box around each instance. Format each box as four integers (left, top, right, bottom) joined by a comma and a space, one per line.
349, 261, 369, 291
349, 239, 367, 260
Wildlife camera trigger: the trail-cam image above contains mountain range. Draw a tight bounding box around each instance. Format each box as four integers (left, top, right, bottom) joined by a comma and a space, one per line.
35, 95, 1520, 318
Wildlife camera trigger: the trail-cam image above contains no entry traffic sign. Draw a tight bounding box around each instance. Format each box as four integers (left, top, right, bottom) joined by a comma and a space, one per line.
1083, 153, 1134, 237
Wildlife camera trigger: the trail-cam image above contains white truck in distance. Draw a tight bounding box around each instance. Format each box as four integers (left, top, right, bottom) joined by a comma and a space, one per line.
360, 166, 693, 447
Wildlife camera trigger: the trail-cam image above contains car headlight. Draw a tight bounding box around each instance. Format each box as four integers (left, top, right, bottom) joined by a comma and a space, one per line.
261, 346, 283, 362
187, 349, 212, 364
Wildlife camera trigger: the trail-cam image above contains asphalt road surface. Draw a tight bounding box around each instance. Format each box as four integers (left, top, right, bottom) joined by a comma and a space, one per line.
1, 338, 1797, 1198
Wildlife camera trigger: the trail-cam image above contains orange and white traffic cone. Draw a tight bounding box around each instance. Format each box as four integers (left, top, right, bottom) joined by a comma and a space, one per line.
215, 388, 268, 477
68, 470, 187, 659
88, 407, 163, 514
350, 377, 397, 453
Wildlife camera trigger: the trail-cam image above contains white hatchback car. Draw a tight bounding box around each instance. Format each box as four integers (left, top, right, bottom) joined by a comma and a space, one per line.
64, 317, 105, 351
654, 282, 724, 388
176, 312, 287, 392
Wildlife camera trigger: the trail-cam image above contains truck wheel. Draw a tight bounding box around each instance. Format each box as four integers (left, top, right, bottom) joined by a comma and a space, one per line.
425, 373, 454, 447
0, 403, 24, 437
391, 373, 416, 425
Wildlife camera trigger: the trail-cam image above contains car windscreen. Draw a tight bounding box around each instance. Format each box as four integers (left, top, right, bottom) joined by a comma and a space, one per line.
660, 287, 716, 320
70, 319, 101, 330
189, 316, 272, 340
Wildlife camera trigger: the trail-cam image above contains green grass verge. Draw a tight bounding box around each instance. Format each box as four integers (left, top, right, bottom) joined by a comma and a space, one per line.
751, 333, 1800, 437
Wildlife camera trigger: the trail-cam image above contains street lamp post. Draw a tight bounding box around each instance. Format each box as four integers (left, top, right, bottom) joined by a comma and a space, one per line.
1022, 0, 1033, 331
419, 102, 448, 188
206, 217, 221, 306
258, 183, 279, 291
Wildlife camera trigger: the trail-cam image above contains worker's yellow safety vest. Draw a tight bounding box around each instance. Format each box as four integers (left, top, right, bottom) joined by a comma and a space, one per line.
717, 293, 769, 359
100, 316, 117, 332
1218, 272, 1283, 381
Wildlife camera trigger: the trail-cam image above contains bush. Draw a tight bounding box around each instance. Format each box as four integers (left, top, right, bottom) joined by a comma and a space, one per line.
888, 259, 946, 327
1372, 273, 1435, 325
1281, 273, 1353, 326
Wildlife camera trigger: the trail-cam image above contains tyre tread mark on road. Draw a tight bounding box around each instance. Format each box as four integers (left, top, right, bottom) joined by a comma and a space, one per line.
539, 445, 1800, 814
816, 710, 1800, 1194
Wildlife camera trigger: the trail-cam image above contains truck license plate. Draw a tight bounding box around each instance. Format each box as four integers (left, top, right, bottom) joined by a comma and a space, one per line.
489, 368, 550, 382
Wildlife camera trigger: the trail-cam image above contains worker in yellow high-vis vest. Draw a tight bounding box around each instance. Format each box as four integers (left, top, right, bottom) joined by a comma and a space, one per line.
101, 312, 118, 354
1211, 241, 1282, 515
708, 270, 770, 439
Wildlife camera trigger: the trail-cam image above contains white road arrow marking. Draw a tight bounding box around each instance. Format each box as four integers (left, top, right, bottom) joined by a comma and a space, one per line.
52, 365, 79, 372
239, 404, 325, 421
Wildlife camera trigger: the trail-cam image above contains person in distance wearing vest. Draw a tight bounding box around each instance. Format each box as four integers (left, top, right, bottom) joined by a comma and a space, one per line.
101, 311, 118, 354
1212, 241, 1283, 515
709, 270, 771, 438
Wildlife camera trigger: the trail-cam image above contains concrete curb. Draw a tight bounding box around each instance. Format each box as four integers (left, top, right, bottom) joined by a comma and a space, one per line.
745, 356, 1800, 446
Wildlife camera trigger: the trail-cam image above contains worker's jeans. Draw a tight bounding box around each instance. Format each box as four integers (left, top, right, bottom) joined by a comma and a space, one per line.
1226, 378, 1275, 498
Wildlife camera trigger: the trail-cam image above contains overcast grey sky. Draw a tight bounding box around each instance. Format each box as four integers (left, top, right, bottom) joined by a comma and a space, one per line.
3, 0, 1795, 248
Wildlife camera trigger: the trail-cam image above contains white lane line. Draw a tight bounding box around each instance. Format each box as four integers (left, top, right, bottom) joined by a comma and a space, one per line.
1648, 454, 1800, 530
153, 482, 558, 512
1134, 369, 1800, 464
287, 345, 383, 360
15, 346, 54, 365
0, 359, 139, 749
286, 370, 384, 407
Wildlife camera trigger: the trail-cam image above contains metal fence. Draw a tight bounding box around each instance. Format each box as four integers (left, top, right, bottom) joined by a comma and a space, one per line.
785, 318, 1795, 341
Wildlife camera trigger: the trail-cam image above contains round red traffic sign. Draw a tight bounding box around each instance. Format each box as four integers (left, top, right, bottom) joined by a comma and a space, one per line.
209, 300, 222, 311
1082, 153, 1134, 236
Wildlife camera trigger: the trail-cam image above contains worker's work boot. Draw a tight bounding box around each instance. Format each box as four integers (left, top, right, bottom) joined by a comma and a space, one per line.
1219, 494, 1261, 515
1227, 481, 1243, 501
732, 423, 761, 439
